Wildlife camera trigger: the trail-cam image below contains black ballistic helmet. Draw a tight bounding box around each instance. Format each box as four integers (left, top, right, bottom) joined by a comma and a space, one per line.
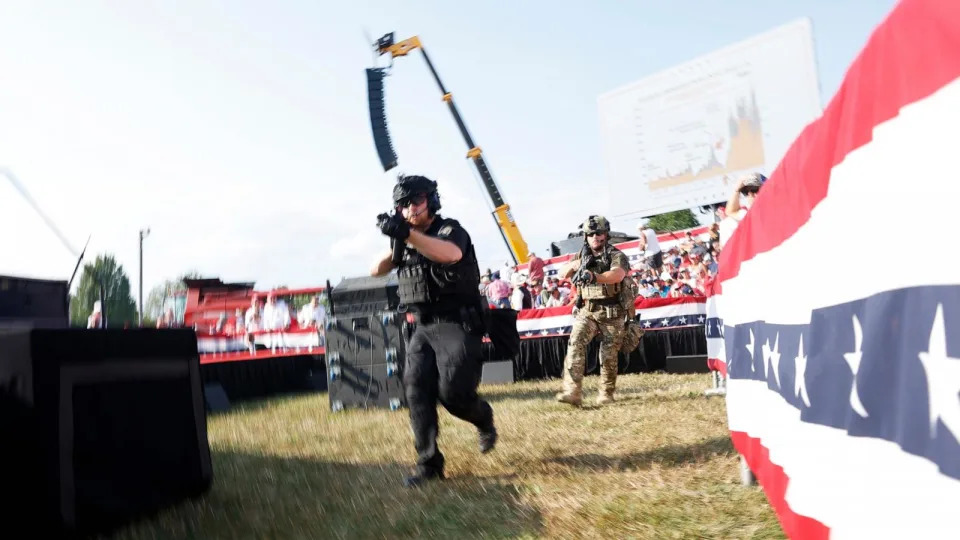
393, 174, 441, 214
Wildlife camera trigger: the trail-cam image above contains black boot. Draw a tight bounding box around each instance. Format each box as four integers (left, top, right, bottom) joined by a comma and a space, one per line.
403, 468, 444, 488
478, 426, 498, 454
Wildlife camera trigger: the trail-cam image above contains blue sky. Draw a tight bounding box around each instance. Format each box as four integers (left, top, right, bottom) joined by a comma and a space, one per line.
0, 0, 898, 301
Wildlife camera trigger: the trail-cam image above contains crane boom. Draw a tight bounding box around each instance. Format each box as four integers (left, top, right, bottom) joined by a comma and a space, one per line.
372, 33, 530, 265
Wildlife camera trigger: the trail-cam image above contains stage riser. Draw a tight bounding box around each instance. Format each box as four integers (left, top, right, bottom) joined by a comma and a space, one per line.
193, 326, 708, 408
200, 355, 326, 402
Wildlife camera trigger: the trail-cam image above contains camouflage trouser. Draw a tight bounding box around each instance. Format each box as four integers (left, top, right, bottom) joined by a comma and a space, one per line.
561, 309, 625, 397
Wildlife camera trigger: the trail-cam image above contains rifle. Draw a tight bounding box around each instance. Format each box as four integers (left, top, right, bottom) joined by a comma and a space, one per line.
382, 208, 406, 267
571, 243, 596, 309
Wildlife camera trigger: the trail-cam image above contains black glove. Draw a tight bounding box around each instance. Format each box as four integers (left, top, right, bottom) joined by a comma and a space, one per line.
575, 270, 595, 286
377, 212, 410, 240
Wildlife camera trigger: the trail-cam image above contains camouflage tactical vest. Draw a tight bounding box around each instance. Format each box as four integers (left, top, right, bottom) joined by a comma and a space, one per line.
578, 245, 625, 300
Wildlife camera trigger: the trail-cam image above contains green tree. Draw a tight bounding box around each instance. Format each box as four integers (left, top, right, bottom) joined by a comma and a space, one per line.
144, 270, 202, 324
69, 254, 138, 327
645, 209, 699, 233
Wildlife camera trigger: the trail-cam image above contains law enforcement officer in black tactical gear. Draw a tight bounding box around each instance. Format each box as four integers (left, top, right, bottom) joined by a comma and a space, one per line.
370, 174, 497, 488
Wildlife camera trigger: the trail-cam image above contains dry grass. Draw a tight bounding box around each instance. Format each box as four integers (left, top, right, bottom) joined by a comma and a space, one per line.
106, 373, 784, 539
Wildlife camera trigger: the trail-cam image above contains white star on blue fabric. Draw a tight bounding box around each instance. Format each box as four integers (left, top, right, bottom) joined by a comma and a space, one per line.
762, 333, 782, 387
843, 314, 869, 418
794, 334, 811, 407
918, 303, 960, 440
739, 328, 755, 372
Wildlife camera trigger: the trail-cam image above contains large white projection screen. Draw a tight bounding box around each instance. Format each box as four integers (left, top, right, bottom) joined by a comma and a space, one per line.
599, 18, 823, 220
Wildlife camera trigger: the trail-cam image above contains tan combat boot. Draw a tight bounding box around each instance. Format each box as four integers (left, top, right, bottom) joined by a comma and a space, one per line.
555, 390, 582, 407
596, 391, 615, 406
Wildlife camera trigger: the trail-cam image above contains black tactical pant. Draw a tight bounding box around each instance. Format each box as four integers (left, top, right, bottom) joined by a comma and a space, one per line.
403, 320, 494, 475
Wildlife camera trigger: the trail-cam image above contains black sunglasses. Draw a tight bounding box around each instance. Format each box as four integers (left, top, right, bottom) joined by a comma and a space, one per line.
585, 232, 604, 238
398, 193, 428, 207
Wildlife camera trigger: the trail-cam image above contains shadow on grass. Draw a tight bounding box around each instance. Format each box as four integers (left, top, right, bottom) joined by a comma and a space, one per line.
541, 436, 734, 472
482, 384, 705, 407
482, 385, 558, 403
203, 392, 316, 418
108, 450, 543, 540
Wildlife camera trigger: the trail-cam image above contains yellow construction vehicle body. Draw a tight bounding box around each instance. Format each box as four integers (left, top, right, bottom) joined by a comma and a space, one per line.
492, 204, 530, 264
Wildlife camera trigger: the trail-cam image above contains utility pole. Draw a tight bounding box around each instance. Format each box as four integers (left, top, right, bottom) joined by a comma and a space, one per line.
139, 227, 150, 326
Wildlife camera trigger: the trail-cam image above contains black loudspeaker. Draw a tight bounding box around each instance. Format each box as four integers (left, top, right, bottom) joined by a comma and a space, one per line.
483, 308, 520, 362
665, 354, 710, 374
0, 329, 213, 537
330, 274, 400, 318
0, 275, 69, 329
203, 382, 231, 412
325, 312, 406, 411
366, 67, 398, 171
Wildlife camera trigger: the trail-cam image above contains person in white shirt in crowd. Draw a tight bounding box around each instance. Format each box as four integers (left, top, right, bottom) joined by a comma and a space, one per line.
719, 172, 766, 249
212, 312, 228, 334
244, 305, 261, 353
298, 296, 327, 328
556, 279, 571, 299
233, 308, 245, 334
501, 262, 514, 285
260, 292, 291, 352
639, 280, 660, 298
479, 274, 491, 298
510, 274, 533, 311
636, 223, 663, 271
261, 292, 291, 331
245, 309, 260, 333
87, 301, 103, 329
298, 295, 328, 346
544, 285, 567, 308
245, 296, 261, 331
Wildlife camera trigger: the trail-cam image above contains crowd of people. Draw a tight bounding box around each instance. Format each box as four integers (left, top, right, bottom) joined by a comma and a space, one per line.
153, 291, 328, 342
232, 292, 327, 335
479, 256, 579, 311
632, 225, 722, 299
478, 222, 726, 312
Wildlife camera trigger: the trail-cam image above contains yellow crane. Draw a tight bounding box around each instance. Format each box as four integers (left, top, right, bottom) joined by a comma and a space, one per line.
365, 32, 531, 265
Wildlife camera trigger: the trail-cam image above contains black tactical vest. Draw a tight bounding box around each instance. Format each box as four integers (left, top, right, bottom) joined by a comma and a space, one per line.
396, 217, 482, 313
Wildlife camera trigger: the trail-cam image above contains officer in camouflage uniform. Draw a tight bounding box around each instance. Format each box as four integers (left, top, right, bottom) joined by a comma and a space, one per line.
556, 215, 632, 406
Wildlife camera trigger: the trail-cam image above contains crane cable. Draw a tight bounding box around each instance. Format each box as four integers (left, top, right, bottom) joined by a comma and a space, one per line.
1, 167, 81, 258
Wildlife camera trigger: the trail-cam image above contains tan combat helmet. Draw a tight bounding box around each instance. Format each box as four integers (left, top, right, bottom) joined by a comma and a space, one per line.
581, 215, 611, 235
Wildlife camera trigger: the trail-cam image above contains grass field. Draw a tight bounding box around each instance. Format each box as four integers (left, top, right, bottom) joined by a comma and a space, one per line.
108, 373, 784, 539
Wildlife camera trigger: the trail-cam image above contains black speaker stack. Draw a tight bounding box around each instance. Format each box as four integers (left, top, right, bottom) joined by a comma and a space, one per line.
0, 274, 69, 329
365, 67, 399, 172
326, 275, 406, 412
0, 328, 213, 538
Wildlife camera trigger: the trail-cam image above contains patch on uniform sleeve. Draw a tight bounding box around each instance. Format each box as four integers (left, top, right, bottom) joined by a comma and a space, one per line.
438, 225, 454, 237
614, 252, 630, 269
